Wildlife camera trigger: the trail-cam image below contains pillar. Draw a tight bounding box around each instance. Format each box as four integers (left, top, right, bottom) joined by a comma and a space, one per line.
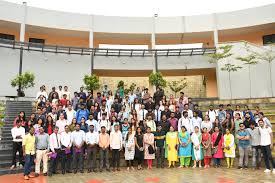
20, 2, 27, 42
212, 13, 219, 47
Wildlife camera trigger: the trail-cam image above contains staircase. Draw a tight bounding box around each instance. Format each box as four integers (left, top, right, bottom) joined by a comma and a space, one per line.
0, 100, 33, 175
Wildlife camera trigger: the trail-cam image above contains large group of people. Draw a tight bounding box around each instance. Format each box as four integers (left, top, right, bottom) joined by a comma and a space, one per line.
10, 84, 275, 180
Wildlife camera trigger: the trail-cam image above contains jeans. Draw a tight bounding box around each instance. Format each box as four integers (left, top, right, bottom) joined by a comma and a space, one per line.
49, 149, 62, 174
261, 145, 275, 170
12, 142, 23, 166
156, 147, 165, 167
35, 150, 48, 174
72, 148, 84, 172
61, 149, 72, 172
24, 154, 34, 176
111, 149, 120, 168
252, 146, 261, 168
239, 146, 249, 167
213, 158, 221, 166
100, 148, 110, 170
87, 146, 97, 170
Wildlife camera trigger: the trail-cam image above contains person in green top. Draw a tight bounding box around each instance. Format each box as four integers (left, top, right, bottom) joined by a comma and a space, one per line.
154, 125, 166, 168
234, 113, 243, 144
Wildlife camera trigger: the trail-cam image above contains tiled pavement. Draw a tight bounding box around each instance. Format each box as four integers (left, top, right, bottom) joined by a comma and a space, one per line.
0, 167, 274, 183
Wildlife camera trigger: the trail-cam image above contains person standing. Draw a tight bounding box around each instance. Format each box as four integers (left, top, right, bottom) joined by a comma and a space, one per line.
60, 125, 72, 174
223, 128, 235, 168
48, 126, 61, 176
110, 125, 123, 172
247, 122, 261, 169
178, 126, 192, 168
135, 127, 144, 170
99, 126, 111, 172
144, 127, 155, 169
145, 115, 156, 132
11, 120, 25, 169
76, 103, 89, 123
191, 111, 202, 132
258, 119, 275, 173
178, 111, 192, 133
166, 126, 178, 168
154, 125, 166, 168
35, 127, 49, 177
191, 126, 203, 168
201, 127, 212, 168
71, 124, 86, 174
55, 113, 67, 134
65, 104, 76, 126
86, 124, 99, 173
236, 123, 250, 169
125, 128, 135, 171
22, 127, 36, 180
211, 126, 224, 168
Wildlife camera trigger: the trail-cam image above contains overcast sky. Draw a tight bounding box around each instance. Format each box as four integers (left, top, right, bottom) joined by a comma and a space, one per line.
5, 0, 275, 17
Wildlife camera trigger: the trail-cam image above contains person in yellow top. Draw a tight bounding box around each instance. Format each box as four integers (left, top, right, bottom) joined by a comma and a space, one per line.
23, 127, 36, 180
223, 128, 235, 168
166, 126, 178, 168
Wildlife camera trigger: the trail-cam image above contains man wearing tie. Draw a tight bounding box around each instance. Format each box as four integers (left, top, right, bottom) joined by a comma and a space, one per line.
49, 126, 61, 177
138, 104, 148, 132
60, 125, 72, 174
154, 104, 162, 124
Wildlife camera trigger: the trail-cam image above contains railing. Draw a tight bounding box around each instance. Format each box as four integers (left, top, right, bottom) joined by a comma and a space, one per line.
0, 38, 216, 57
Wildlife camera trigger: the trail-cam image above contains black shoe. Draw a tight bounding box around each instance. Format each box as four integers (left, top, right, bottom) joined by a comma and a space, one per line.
99, 169, 103, 172
106, 169, 111, 172
80, 170, 84, 173
53, 172, 60, 174
35, 173, 39, 177
66, 171, 72, 173
43, 173, 47, 176
244, 166, 248, 169
87, 169, 91, 173
237, 166, 243, 169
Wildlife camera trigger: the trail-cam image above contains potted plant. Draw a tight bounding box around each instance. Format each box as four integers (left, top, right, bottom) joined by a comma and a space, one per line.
83, 74, 100, 95
149, 72, 167, 89
11, 72, 35, 97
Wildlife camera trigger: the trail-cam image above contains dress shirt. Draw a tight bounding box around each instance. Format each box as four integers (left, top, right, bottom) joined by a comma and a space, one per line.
178, 117, 193, 133
65, 109, 76, 125
71, 130, 85, 146
191, 117, 202, 132
35, 133, 49, 150
49, 133, 61, 152
61, 131, 72, 147
138, 109, 148, 121
154, 109, 162, 122
86, 119, 99, 133
86, 131, 99, 145
99, 133, 110, 148
99, 120, 111, 132
22, 133, 36, 155
110, 131, 123, 149
11, 126, 25, 142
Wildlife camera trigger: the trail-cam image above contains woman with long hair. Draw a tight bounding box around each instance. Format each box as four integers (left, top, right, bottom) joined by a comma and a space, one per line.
166, 126, 178, 168
223, 128, 235, 168
135, 127, 144, 170
45, 115, 54, 135
201, 115, 212, 133
13, 111, 26, 127
211, 126, 224, 168
132, 98, 141, 112
33, 118, 44, 136
222, 113, 234, 134
191, 126, 203, 168
125, 128, 135, 171
178, 126, 192, 168
144, 127, 155, 169
79, 117, 88, 133
202, 127, 212, 168
25, 113, 36, 133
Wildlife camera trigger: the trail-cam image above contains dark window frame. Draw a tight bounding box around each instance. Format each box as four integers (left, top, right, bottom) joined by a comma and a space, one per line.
0, 33, 15, 40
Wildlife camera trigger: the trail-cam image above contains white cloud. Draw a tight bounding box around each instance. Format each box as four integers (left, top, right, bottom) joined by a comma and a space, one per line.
5, 0, 275, 16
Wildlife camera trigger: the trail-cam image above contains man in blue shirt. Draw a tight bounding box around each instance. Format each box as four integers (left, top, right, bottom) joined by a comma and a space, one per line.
236, 123, 250, 169
76, 104, 89, 123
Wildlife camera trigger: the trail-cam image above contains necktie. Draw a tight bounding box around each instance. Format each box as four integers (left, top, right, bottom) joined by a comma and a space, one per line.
156, 110, 159, 122
142, 110, 144, 120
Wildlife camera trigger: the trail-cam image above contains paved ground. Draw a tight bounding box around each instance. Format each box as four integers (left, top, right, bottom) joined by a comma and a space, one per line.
0, 167, 274, 183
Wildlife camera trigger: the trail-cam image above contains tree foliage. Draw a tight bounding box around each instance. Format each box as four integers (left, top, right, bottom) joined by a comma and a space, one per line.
149, 72, 167, 88
117, 80, 125, 89
11, 72, 35, 90
83, 74, 100, 92
208, 45, 233, 64
221, 64, 242, 72
124, 83, 137, 95
168, 80, 187, 97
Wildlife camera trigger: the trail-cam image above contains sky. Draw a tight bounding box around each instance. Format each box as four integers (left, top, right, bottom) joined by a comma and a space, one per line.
5, 0, 275, 17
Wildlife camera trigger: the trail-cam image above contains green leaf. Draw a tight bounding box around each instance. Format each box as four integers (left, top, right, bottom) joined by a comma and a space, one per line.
10, 72, 35, 90
83, 74, 100, 92
168, 80, 187, 97
207, 45, 233, 64
149, 72, 167, 88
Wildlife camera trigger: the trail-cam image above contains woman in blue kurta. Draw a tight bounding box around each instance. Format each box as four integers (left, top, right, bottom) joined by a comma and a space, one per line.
178, 126, 192, 168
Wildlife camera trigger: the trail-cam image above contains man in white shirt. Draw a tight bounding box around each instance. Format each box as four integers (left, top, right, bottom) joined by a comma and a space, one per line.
48, 126, 61, 176
154, 104, 162, 123
191, 111, 202, 132
36, 86, 48, 100
55, 113, 67, 134
71, 124, 86, 174
11, 120, 25, 169
110, 125, 123, 171
128, 91, 136, 105
57, 85, 63, 100
138, 104, 148, 122
258, 119, 275, 173
183, 104, 193, 119
60, 125, 72, 174
86, 125, 99, 173
99, 113, 111, 133
206, 105, 218, 123
98, 106, 109, 121
63, 86, 71, 101
178, 111, 193, 133
65, 104, 76, 125
86, 114, 99, 133
106, 96, 113, 113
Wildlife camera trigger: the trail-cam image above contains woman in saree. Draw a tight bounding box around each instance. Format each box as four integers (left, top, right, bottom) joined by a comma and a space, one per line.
223, 128, 235, 168
166, 126, 178, 168
178, 126, 192, 168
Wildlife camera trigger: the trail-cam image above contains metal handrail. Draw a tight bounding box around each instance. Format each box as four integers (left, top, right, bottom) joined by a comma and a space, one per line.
0, 38, 216, 57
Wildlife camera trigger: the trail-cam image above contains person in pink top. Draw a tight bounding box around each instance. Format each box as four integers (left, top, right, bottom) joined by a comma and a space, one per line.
179, 92, 188, 105
211, 126, 224, 168
55, 113, 67, 134
13, 111, 26, 127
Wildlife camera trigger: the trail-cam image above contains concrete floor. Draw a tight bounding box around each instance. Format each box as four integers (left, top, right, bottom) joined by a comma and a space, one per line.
0, 167, 274, 183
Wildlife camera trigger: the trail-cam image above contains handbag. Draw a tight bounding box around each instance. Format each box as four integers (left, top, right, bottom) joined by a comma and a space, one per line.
148, 145, 155, 154
212, 146, 218, 155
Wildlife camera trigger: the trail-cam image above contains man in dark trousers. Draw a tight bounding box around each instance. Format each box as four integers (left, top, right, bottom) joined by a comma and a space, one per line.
154, 125, 166, 168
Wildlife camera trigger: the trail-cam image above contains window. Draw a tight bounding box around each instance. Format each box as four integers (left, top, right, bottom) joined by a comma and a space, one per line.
29, 38, 45, 44
0, 33, 15, 40
263, 34, 275, 45
155, 43, 203, 49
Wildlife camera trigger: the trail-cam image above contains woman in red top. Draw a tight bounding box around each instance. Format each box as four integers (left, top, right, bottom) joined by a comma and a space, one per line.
13, 111, 26, 127
45, 115, 54, 135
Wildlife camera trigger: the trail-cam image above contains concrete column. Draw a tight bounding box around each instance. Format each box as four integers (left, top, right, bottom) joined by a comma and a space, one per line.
151, 14, 157, 73
20, 2, 27, 42
212, 13, 219, 47
89, 15, 94, 48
